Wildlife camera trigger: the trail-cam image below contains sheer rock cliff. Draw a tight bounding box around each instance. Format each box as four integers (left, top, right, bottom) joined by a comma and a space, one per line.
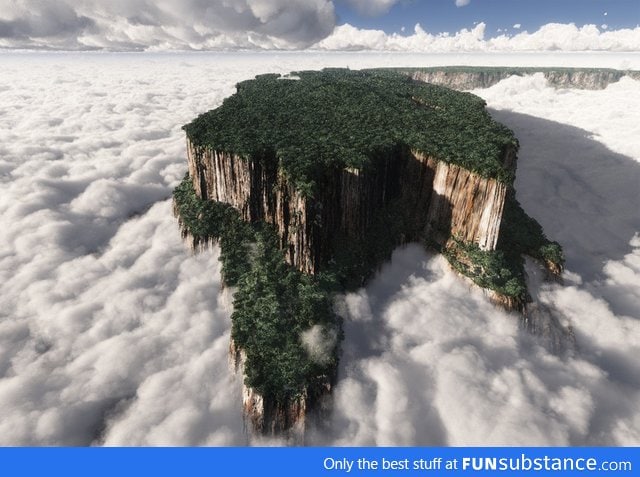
187, 139, 513, 275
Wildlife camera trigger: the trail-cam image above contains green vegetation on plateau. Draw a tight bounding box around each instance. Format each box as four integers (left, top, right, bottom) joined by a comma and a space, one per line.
174, 177, 338, 401
184, 69, 518, 193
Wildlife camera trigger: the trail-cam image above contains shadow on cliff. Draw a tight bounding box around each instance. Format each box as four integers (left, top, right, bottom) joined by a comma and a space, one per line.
333, 185, 454, 366
490, 109, 640, 318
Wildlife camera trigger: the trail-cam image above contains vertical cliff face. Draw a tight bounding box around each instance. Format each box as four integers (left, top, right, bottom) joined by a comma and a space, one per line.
409, 68, 639, 90
187, 139, 511, 276
411, 70, 514, 90
188, 139, 315, 273
419, 153, 508, 251
188, 142, 512, 439
229, 338, 330, 444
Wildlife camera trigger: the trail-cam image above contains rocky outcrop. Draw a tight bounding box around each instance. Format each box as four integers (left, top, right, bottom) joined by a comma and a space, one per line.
187, 139, 514, 275
422, 153, 507, 250
229, 338, 330, 444
521, 258, 576, 354
409, 68, 640, 90
242, 386, 309, 444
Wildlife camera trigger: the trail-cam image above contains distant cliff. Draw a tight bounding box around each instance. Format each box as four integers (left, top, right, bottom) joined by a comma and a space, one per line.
174, 68, 563, 442
401, 67, 640, 90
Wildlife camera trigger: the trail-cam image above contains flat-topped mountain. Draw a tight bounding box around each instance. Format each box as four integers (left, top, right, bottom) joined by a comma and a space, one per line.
174, 69, 564, 442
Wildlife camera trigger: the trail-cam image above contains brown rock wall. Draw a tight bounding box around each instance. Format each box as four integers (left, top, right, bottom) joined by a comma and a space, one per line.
187, 138, 509, 273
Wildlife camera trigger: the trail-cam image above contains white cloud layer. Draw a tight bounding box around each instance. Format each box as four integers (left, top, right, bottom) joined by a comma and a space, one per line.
0, 52, 638, 445
314, 22, 640, 52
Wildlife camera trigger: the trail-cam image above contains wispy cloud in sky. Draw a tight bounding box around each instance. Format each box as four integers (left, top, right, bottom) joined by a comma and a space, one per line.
343, 0, 471, 17
345, 0, 401, 17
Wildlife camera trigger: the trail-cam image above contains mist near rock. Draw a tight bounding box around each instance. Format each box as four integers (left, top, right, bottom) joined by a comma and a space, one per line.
301, 324, 338, 366
0, 52, 638, 445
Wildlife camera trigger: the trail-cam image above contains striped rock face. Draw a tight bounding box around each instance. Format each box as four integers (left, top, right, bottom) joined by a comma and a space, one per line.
187, 139, 512, 275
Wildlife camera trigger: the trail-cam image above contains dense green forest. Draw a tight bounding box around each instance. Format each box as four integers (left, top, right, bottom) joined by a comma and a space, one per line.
174, 177, 339, 402
184, 69, 518, 195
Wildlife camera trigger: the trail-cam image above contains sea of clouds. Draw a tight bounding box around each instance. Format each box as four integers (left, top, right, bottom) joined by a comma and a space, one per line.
0, 52, 638, 445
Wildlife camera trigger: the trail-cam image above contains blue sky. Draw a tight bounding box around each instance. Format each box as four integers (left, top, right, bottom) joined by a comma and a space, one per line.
335, 0, 640, 35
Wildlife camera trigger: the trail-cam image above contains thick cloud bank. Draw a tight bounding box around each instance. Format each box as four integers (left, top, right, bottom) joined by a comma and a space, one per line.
0, 52, 638, 445
0, 0, 336, 50
314, 22, 640, 52
0, 0, 638, 52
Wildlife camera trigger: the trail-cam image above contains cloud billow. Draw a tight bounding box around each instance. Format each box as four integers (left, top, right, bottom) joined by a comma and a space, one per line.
314, 22, 640, 52
0, 0, 336, 50
0, 2, 94, 42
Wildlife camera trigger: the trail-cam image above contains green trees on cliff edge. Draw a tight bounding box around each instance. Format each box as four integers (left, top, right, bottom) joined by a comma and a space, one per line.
174, 177, 339, 402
